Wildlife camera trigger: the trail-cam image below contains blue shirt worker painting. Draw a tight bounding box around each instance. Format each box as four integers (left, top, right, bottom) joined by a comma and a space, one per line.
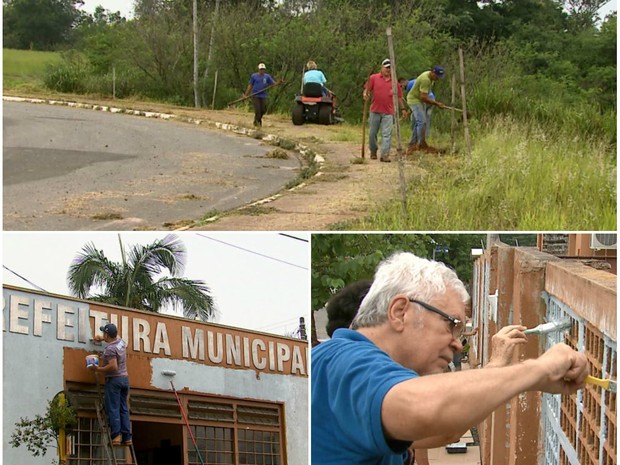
311, 251, 589, 465
244, 63, 276, 127
89, 323, 132, 446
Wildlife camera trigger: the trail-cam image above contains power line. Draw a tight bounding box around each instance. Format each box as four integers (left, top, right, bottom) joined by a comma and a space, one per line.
278, 233, 309, 243
195, 234, 308, 270
3, 265, 48, 292
254, 316, 301, 331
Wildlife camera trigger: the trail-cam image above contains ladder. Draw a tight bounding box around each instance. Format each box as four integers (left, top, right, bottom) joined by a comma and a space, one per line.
94, 374, 139, 465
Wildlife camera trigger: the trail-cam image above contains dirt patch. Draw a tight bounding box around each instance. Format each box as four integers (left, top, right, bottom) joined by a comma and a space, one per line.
182, 113, 419, 231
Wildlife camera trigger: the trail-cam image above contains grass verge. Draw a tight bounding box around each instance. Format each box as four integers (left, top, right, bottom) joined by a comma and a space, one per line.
344, 116, 616, 230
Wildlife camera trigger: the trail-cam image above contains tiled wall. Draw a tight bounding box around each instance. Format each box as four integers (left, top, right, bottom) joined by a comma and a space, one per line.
471, 244, 616, 465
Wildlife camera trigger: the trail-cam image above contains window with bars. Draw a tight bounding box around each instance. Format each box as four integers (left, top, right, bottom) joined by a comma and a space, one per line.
188, 400, 283, 465
238, 429, 281, 465
68, 417, 130, 465
65, 388, 284, 465
190, 426, 234, 465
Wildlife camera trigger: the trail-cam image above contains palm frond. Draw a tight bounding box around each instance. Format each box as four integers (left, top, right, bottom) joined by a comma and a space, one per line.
128, 234, 186, 278
150, 277, 217, 321
67, 243, 122, 299
67, 236, 215, 321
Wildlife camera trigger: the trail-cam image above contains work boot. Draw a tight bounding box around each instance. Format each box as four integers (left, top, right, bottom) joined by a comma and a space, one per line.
406, 144, 419, 155
111, 435, 122, 446
122, 439, 133, 446
370, 151, 377, 160
380, 156, 392, 163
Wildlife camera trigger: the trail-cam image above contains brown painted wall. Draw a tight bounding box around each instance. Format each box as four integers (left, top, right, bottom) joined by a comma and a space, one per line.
472, 245, 616, 465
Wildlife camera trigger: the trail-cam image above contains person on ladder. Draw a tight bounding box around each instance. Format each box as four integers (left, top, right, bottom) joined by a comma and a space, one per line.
89, 323, 132, 447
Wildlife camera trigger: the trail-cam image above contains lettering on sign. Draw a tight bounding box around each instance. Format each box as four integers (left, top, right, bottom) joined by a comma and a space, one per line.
3, 292, 307, 376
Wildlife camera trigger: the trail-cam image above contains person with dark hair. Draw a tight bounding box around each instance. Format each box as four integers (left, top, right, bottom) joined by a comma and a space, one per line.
311, 251, 589, 465
89, 323, 132, 446
325, 279, 373, 337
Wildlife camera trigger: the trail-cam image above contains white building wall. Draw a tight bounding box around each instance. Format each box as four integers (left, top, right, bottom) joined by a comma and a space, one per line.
3, 287, 308, 465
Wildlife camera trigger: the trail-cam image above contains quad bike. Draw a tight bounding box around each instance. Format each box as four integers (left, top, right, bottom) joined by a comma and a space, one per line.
292, 82, 342, 125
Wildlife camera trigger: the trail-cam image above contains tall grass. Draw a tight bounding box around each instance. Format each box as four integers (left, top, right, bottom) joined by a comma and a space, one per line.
3, 48, 61, 90
347, 116, 616, 230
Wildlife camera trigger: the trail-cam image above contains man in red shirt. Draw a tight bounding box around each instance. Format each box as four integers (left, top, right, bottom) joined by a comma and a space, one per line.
363, 59, 408, 162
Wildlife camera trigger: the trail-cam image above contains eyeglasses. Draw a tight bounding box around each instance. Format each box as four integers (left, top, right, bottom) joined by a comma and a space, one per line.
409, 298, 465, 340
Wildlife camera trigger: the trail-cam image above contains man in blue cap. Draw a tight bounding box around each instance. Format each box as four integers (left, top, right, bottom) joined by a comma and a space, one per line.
89, 323, 132, 446
406, 66, 447, 154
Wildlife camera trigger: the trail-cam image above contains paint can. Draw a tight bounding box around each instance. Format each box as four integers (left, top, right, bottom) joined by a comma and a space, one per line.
85, 354, 99, 367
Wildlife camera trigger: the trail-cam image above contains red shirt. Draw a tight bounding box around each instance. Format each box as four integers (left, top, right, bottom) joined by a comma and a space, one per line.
367, 72, 402, 114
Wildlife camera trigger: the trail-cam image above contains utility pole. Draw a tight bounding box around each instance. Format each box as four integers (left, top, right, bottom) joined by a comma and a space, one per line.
193, 0, 200, 108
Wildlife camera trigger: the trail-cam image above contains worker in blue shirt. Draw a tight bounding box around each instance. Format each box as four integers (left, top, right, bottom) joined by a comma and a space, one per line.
244, 63, 276, 127
311, 251, 589, 465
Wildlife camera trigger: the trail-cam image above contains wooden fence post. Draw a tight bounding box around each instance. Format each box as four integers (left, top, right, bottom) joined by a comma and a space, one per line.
451, 74, 456, 153
386, 26, 408, 225
211, 69, 218, 110
458, 47, 472, 157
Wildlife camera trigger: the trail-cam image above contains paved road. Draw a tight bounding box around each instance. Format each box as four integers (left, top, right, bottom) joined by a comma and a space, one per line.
3, 101, 301, 230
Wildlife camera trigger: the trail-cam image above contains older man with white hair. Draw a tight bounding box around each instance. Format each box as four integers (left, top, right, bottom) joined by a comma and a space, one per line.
311, 251, 589, 465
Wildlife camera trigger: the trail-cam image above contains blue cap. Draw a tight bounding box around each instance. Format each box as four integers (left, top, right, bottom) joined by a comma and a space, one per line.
100, 323, 118, 338
432, 66, 445, 78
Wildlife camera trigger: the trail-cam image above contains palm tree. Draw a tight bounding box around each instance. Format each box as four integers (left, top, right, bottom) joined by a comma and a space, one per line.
67, 234, 216, 321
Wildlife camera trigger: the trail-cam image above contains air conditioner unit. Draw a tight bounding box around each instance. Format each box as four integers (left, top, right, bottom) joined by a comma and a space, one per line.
590, 233, 617, 250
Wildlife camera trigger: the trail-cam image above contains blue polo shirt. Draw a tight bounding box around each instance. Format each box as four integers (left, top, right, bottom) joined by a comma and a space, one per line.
249, 72, 275, 98
311, 329, 418, 465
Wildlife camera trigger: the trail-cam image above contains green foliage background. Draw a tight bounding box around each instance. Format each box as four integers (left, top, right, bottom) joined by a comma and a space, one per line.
5, 0, 615, 143
3, 0, 616, 230
311, 233, 490, 311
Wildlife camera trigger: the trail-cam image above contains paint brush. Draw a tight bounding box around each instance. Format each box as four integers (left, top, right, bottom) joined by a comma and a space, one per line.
585, 375, 617, 393
523, 320, 572, 335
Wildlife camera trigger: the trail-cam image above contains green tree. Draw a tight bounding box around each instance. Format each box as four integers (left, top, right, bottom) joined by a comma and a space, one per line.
312, 234, 486, 311
67, 234, 217, 321
3, 0, 84, 50
73, 5, 128, 75
10, 393, 77, 460
311, 234, 486, 344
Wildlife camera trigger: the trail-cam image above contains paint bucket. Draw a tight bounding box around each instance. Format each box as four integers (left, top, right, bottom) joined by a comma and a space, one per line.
85, 354, 99, 367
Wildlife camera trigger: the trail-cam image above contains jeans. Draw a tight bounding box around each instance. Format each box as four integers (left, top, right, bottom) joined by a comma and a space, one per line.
104, 376, 131, 441
368, 112, 394, 158
251, 96, 267, 126
409, 103, 433, 146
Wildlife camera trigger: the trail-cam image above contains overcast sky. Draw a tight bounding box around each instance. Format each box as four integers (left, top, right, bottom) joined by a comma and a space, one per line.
79, 0, 617, 20
3, 232, 310, 337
